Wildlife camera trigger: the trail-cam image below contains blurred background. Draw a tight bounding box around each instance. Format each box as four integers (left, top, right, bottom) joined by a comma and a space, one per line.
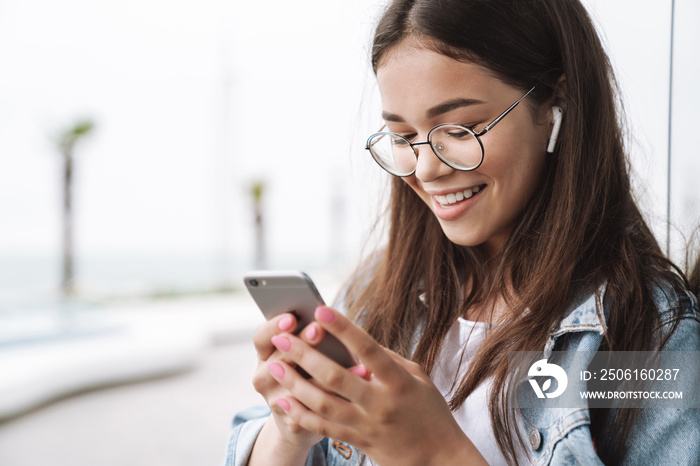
0, 0, 697, 465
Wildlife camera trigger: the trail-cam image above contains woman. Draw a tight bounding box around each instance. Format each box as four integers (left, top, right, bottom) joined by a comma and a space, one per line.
226, 0, 700, 464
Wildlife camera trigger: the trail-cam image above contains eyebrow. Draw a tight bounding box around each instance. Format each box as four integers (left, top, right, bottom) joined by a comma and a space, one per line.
381, 97, 485, 123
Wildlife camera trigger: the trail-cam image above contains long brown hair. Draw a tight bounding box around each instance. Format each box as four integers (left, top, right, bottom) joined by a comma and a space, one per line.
344, 0, 692, 463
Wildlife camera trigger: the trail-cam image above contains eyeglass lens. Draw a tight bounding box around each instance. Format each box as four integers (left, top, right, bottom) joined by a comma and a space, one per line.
367, 125, 483, 176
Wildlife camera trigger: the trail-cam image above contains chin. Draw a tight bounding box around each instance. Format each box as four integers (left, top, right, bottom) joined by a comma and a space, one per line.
438, 223, 484, 247
440, 224, 509, 256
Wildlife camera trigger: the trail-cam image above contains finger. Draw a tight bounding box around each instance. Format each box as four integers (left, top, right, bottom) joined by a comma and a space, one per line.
251, 361, 291, 418
252, 353, 288, 397
253, 313, 298, 360
270, 334, 368, 401
267, 360, 358, 426
314, 306, 403, 383
383, 347, 425, 379
349, 364, 372, 381
267, 387, 293, 418
294, 322, 357, 368
276, 396, 359, 446
299, 322, 326, 348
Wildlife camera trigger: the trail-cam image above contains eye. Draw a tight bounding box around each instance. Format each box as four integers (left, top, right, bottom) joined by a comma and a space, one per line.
390, 132, 416, 144
446, 128, 473, 139
391, 135, 411, 146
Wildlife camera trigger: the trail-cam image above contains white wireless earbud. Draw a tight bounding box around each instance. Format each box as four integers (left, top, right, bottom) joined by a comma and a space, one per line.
547, 105, 563, 153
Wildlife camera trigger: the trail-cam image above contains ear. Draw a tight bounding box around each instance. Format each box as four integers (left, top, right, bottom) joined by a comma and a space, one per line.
553, 74, 567, 111
547, 106, 563, 153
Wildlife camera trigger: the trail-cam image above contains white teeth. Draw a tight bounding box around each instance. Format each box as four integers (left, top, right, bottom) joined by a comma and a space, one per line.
435, 186, 483, 206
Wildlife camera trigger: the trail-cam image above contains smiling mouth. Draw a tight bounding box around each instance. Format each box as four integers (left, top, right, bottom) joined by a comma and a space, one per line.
434, 185, 486, 207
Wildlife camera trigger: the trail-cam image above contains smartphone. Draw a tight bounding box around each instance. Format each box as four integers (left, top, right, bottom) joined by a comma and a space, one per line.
243, 270, 356, 368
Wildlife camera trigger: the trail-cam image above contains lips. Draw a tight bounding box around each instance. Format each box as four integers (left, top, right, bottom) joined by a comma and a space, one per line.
429, 184, 486, 221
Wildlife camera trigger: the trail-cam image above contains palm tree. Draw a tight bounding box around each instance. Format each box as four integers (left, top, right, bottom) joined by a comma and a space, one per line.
250, 180, 267, 270
57, 120, 95, 296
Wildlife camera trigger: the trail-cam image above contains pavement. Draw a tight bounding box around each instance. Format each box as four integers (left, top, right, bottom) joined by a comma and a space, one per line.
0, 292, 264, 421
0, 278, 343, 466
0, 342, 261, 466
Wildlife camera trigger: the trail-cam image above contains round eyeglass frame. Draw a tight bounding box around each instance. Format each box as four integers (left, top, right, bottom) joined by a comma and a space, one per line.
365, 85, 537, 177
366, 124, 485, 177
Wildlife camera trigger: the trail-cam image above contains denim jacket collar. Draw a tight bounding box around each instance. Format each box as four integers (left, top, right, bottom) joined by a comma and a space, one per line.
544, 283, 607, 357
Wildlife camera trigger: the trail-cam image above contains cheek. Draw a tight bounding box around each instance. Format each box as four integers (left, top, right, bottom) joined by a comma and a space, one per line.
403, 176, 428, 202
482, 128, 547, 193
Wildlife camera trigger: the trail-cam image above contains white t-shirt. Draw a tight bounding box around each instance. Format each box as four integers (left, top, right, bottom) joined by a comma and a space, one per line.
430, 318, 509, 465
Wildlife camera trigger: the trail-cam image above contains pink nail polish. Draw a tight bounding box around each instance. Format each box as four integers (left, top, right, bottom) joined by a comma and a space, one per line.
305, 325, 318, 340
351, 365, 368, 378
276, 398, 291, 412
268, 362, 285, 379
271, 335, 291, 352
316, 306, 335, 323
278, 315, 294, 331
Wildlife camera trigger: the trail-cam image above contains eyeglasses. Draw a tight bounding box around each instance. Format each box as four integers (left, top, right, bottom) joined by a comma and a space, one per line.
365, 85, 537, 177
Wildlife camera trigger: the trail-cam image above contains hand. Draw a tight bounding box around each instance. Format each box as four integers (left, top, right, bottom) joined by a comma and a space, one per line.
251, 313, 322, 450
266, 306, 487, 466
251, 313, 370, 453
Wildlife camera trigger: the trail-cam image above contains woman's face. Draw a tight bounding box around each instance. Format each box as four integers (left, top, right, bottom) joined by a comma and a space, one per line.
376, 44, 553, 255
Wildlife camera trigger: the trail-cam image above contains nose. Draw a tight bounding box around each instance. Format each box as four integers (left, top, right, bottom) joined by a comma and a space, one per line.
413, 141, 454, 182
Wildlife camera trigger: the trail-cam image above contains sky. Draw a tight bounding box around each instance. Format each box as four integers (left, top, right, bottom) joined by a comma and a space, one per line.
0, 0, 697, 295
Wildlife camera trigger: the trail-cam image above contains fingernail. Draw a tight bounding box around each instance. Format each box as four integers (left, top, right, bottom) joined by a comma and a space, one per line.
305, 325, 318, 340
275, 398, 291, 412
268, 362, 285, 379
350, 365, 368, 378
271, 335, 291, 352
316, 306, 335, 323
278, 315, 294, 331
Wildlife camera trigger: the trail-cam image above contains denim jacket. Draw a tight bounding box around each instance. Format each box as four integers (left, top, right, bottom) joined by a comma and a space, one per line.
224, 280, 700, 465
